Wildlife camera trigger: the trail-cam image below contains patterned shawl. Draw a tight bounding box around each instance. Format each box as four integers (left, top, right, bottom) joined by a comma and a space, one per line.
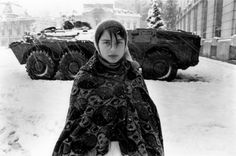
52, 54, 164, 156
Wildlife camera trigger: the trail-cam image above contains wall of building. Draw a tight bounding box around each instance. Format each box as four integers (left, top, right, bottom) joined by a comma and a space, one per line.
177, 0, 236, 39
0, 3, 35, 47
221, 0, 235, 38
0, 19, 34, 47
177, 0, 236, 62
72, 3, 141, 30
196, 2, 202, 35
80, 9, 114, 29
206, 0, 214, 39
114, 13, 140, 30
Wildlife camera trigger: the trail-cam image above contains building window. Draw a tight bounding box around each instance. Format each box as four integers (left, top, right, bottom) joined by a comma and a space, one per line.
9, 28, 12, 36
2, 29, 5, 36
183, 15, 186, 30
17, 27, 21, 35
232, 0, 236, 35
187, 12, 191, 31
193, 5, 198, 33
127, 22, 130, 29
1, 40, 6, 46
133, 22, 137, 29
179, 19, 182, 29
213, 0, 223, 37
201, 0, 208, 38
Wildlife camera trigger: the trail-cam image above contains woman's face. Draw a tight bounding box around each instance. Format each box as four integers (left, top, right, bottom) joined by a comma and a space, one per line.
98, 30, 125, 64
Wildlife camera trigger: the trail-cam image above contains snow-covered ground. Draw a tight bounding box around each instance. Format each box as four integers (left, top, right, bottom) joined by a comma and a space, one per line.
0, 46, 236, 156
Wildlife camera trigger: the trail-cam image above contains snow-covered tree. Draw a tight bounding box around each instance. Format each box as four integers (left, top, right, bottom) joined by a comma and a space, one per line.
139, 0, 152, 28
146, 0, 165, 29
163, 0, 178, 30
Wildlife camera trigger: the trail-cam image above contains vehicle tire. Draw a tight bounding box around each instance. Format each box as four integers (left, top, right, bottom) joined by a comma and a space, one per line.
142, 50, 177, 81
153, 60, 178, 81
26, 50, 56, 80
59, 50, 87, 80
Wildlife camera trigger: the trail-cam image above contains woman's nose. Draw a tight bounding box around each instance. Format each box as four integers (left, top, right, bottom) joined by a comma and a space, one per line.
110, 42, 117, 52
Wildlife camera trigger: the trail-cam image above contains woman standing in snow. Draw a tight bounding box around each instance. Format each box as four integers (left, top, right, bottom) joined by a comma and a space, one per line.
52, 19, 164, 156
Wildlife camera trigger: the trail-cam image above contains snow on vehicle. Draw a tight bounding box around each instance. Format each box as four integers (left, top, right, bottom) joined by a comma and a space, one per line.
9, 27, 201, 81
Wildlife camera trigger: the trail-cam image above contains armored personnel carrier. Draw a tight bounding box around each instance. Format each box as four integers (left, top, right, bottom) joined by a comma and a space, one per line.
9, 27, 201, 81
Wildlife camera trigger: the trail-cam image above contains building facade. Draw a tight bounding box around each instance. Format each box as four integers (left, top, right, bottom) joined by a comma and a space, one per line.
0, 3, 35, 47
176, 0, 236, 39
177, 0, 236, 62
62, 2, 141, 30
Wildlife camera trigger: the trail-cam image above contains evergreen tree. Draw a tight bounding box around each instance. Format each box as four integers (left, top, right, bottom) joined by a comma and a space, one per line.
146, 0, 165, 29
163, 0, 178, 30
140, 0, 152, 28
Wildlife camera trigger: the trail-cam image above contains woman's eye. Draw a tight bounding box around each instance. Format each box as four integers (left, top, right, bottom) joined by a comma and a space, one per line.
104, 42, 111, 45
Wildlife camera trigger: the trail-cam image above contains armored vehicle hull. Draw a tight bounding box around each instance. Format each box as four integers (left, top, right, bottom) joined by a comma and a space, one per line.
9, 28, 201, 81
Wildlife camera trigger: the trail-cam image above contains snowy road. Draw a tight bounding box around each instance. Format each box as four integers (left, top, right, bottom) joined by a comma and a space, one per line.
0, 47, 236, 156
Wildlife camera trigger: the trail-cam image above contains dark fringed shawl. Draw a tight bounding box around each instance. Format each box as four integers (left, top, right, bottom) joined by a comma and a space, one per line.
52, 54, 164, 156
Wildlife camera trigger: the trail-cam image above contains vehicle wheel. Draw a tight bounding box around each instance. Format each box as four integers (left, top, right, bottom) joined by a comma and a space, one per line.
59, 50, 87, 80
142, 50, 177, 81
26, 50, 56, 80
153, 60, 178, 81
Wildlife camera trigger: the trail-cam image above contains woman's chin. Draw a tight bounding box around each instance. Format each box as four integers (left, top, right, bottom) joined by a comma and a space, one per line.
108, 61, 118, 64
107, 58, 119, 64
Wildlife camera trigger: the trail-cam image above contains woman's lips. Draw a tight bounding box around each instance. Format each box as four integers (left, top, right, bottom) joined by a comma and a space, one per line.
108, 55, 118, 59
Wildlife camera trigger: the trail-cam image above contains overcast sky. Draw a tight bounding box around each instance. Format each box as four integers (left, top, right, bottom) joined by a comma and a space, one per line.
2, 0, 115, 17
